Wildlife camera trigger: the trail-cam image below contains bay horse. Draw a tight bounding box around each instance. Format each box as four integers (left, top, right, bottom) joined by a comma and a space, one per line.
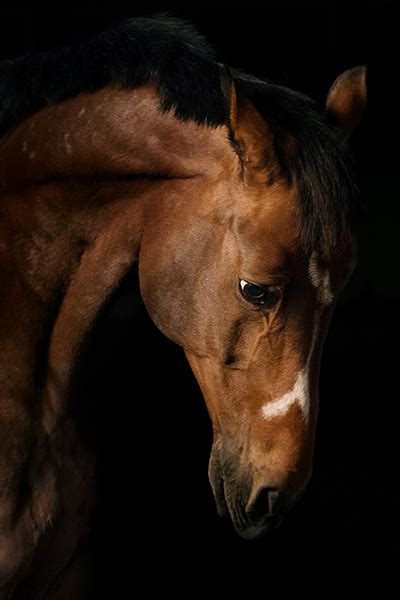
0, 16, 366, 598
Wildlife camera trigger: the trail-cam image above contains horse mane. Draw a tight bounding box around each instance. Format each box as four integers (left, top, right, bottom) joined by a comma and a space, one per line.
0, 15, 357, 257
0, 15, 228, 135
233, 72, 358, 257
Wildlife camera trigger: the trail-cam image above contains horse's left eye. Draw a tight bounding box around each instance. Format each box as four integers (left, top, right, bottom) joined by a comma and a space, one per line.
239, 279, 281, 308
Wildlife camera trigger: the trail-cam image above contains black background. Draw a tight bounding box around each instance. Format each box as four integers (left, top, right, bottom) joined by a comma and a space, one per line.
1, 1, 398, 592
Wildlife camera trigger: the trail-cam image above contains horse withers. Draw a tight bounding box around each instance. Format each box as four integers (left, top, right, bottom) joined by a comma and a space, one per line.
0, 17, 366, 596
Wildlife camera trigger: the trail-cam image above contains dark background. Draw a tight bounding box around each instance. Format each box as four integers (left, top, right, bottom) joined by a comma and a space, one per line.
1, 1, 398, 592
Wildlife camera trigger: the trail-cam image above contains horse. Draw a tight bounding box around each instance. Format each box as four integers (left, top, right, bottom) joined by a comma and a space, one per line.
0, 15, 366, 598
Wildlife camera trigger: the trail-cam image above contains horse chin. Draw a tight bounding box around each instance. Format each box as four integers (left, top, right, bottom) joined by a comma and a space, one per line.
221, 485, 285, 540
231, 514, 284, 540
208, 445, 229, 518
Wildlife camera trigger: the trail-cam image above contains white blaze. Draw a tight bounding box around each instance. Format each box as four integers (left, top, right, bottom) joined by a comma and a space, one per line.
262, 370, 308, 420
261, 315, 319, 424
261, 253, 331, 423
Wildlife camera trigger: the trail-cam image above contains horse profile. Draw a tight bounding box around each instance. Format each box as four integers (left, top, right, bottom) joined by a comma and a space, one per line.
0, 16, 366, 598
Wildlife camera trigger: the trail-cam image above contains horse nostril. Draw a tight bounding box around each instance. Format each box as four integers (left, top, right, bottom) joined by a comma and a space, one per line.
247, 487, 280, 521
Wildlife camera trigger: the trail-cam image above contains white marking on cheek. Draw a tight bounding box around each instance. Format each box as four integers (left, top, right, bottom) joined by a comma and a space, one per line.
308, 251, 333, 306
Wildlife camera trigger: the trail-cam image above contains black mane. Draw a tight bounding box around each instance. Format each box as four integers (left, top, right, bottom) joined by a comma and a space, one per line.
0, 15, 357, 257
234, 73, 357, 256
0, 16, 228, 135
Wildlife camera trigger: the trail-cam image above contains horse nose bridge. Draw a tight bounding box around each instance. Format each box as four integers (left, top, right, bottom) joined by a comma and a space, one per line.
214, 402, 314, 479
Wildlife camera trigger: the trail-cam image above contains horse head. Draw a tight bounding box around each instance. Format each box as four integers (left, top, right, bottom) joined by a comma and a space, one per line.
138, 66, 366, 538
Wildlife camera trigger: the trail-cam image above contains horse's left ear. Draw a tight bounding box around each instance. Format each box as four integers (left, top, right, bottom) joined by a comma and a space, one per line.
325, 66, 367, 137
219, 65, 273, 171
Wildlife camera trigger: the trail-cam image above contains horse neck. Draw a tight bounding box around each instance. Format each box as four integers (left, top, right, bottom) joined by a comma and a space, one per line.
0, 83, 230, 185
0, 84, 233, 395
0, 83, 235, 593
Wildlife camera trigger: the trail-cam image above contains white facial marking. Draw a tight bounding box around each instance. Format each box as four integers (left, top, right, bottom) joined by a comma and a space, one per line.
261, 252, 333, 423
262, 370, 308, 419
308, 251, 333, 306
261, 309, 320, 424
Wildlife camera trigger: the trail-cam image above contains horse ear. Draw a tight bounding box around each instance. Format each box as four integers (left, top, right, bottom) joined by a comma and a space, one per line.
219, 66, 272, 170
219, 65, 238, 131
325, 66, 367, 137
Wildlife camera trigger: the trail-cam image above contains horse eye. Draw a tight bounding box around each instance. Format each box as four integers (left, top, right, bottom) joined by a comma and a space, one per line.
239, 279, 281, 308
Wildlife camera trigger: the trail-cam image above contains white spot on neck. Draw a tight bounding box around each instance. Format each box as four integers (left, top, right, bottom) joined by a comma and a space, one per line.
308, 252, 333, 306
64, 133, 72, 155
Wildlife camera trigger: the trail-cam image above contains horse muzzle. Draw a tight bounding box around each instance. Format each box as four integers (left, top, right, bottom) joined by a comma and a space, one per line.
208, 443, 307, 540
